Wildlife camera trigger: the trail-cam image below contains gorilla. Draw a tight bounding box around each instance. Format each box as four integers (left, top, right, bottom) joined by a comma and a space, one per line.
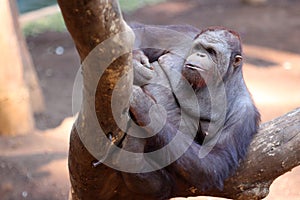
95, 24, 261, 199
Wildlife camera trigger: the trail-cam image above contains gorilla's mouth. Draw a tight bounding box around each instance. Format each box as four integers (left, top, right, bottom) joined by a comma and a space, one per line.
185, 63, 205, 71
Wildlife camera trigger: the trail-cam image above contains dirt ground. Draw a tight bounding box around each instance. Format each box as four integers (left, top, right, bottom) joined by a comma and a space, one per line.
1, 0, 300, 199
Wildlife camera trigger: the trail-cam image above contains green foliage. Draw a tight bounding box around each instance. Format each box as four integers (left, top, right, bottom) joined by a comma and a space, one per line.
17, 0, 57, 14
22, 13, 66, 36
21, 0, 165, 36
119, 0, 165, 12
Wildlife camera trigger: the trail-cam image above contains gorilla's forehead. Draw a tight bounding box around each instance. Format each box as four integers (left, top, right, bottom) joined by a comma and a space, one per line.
198, 29, 240, 52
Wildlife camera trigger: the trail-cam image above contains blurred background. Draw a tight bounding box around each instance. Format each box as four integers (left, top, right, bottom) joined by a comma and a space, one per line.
17, 0, 56, 13
0, 0, 299, 199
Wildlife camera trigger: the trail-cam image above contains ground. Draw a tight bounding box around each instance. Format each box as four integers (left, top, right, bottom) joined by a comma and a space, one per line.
1, 0, 300, 199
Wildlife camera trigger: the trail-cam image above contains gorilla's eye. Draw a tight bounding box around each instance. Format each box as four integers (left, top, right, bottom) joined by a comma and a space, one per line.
206, 47, 216, 57
233, 55, 243, 67
194, 43, 202, 50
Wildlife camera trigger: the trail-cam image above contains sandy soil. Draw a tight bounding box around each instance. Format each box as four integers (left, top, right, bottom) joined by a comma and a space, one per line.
1, 0, 300, 199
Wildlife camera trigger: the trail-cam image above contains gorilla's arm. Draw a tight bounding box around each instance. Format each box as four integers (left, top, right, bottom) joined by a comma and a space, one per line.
166, 99, 259, 190
131, 23, 199, 86
126, 84, 260, 193
120, 86, 173, 199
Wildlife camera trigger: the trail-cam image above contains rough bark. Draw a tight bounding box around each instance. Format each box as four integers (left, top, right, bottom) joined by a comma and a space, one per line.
0, 0, 34, 135
57, 0, 135, 199
57, 0, 133, 137
220, 108, 300, 199
57, 0, 300, 199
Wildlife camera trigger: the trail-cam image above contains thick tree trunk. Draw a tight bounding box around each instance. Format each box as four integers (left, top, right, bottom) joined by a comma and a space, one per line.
0, 0, 34, 136
57, 0, 299, 199
57, 0, 135, 199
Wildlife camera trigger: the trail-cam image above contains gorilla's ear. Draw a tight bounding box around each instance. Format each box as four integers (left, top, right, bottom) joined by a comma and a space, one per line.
233, 55, 243, 67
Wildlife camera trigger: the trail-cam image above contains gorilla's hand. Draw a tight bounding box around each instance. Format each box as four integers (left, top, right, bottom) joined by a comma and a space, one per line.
130, 85, 157, 126
133, 50, 155, 86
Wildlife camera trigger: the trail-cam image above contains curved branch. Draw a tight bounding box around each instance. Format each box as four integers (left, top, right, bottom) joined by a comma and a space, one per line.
202, 108, 300, 199
57, 0, 134, 145
58, 0, 124, 61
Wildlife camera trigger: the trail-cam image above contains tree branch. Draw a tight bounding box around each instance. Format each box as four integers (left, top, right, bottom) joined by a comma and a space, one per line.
58, 0, 135, 199
57, 0, 134, 147
197, 108, 300, 199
